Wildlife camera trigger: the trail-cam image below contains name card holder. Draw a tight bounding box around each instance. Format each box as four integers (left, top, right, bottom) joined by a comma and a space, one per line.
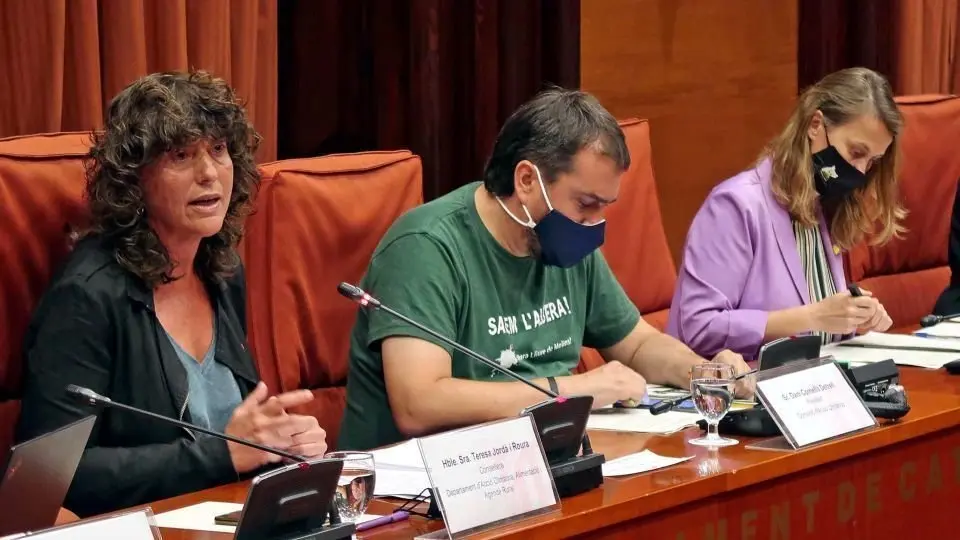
414, 415, 560, 539
748, 356, 878, 452
0, 508, 160, 540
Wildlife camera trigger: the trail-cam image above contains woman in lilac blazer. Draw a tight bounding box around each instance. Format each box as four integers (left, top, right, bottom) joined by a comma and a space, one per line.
667, 68, 904, 361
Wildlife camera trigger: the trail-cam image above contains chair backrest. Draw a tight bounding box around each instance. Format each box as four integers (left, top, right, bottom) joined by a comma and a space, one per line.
0, 132, 91, 451
577, 119, 675, 372
846, 95, 960, 329
243, 153, 423, 446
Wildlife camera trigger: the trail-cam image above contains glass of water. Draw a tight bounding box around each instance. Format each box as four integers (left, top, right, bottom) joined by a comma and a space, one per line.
689, 363, 738, 447
327, 451, 376, 522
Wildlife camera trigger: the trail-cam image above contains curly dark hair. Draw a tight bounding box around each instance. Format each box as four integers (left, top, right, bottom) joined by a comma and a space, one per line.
84, 70, 262, 287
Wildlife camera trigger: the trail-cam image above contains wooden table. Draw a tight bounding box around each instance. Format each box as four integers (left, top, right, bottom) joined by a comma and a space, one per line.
147, 367, 960, 539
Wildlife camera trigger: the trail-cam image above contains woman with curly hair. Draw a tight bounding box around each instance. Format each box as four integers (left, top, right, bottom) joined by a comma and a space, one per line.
666, 67, 904, 361
16, 71, 327, 517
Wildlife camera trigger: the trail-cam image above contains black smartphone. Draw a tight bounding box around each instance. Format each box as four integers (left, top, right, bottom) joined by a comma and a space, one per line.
848, 283, 863, 297
214, 509, 242, 526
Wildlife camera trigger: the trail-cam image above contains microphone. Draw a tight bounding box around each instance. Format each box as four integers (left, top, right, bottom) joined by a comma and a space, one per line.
66, 385, 354, 539
920, 313, 960, 327
65, 385, 307, 465
337, 282, 605, 498
335, 283, 561, 400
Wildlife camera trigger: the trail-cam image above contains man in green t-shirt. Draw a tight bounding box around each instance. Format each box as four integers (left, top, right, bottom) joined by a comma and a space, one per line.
338, 88, 752, 451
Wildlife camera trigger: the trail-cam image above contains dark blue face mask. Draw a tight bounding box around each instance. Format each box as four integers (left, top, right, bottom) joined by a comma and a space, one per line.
496, 166, 605, 268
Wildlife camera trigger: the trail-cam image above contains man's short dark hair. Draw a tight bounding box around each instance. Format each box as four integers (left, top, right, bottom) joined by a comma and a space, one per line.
482, 87, 630, 197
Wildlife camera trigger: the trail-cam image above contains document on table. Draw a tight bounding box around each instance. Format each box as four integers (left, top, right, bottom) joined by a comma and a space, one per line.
370, 439, 433, 499
153, 501, 381, 535
915, 322, 960, 338
601, 450, 694, 477
587, 407, 699, 434
825, 332, 960, 369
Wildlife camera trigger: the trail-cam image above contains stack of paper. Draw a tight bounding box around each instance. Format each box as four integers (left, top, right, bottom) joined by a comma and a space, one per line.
915, 322, 960, 338
586, 407, 700, 434
826, 331, 960, 369
601, 450, 694, 477
370, 439, 433, 499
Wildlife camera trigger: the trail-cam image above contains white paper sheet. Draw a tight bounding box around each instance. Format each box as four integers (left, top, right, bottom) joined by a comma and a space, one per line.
153, 502, 242, 533
371, 439, 426, 470
601, 450, 694, 477
823, 333, 960, 369
374, 468, 433, 499
915, 322, 960, 338
586, 408, 699, 434
152, 501, 381, 534
843, 331, 960, 351
2, 510, 156, 540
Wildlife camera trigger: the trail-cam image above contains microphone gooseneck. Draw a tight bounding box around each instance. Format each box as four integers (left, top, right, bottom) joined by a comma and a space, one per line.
65, 384, 309, 464
337, 282, 559, 400
337, 282, 602, 459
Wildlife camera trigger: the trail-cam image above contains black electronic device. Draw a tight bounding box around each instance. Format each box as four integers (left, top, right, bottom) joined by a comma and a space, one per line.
0, 415, 96, 537
919, 312, 960, 328
337, 282, 605, 498
836, 359, 910, 420
66, 385, 355, 540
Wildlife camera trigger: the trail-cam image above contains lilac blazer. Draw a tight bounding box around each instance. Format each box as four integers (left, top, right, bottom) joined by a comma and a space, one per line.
665, 159, 846, 360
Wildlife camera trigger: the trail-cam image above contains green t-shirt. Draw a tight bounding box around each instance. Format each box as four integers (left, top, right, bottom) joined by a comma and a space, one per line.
338, 182, 640, 450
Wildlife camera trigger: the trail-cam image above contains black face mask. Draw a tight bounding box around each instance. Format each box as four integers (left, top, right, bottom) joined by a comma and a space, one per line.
811, 135, 868, 202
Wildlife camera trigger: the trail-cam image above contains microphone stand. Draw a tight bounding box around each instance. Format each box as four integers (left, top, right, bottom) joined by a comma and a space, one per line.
67, 385, 354, 540
338, 282, 605, 498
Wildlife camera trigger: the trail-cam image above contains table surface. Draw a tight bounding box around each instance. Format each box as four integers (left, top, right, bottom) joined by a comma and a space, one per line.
144, 366, 960, 539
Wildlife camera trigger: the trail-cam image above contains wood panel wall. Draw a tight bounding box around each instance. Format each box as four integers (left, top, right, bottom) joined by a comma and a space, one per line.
581, 0, 799, 261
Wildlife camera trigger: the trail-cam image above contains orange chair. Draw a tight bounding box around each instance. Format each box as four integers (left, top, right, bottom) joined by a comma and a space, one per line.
0, 131, 423, 456
0, 133, 90, 452
577, 119, 676, 372
242, 153, 423, 448
846, 95, 960, 330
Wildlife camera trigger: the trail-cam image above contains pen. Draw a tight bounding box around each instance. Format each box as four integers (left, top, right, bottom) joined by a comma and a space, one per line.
355, 510, 409, 532
914, 332, 960, 341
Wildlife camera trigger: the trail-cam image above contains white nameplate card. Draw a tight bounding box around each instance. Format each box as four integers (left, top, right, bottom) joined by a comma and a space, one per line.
416, 415, 559, 539
755, 357, 877, 449
1, 509, 160, 540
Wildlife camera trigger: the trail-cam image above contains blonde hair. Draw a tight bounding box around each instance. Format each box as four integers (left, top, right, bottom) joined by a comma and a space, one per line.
764, 67, 906, 250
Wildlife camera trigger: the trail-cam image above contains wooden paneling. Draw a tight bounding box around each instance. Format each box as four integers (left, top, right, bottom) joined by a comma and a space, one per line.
580, 0, 798, 261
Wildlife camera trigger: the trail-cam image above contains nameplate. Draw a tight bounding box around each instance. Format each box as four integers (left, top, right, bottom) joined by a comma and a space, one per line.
416, 415, 559, 538
2, 509, 160, 540
755, 356, 877, 449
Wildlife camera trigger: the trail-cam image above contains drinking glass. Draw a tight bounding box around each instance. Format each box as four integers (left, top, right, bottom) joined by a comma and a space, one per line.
328, 451, 376, 522
689, 363, 738, 447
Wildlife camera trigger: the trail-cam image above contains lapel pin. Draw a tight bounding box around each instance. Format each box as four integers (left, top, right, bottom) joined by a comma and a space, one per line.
833, 245, 840, 255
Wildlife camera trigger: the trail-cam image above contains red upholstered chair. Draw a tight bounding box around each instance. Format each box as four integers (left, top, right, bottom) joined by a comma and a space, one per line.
242, 152, 423, 448
846, 95, 960, 331
576, 119, 676, 372
0, 132, 90, 452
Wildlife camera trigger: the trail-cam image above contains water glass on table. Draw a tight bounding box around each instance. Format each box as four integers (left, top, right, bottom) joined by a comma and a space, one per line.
689, 362, 738, 448
327, 451, 376, 522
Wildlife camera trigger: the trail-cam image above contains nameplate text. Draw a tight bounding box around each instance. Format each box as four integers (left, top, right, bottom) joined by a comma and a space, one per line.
417, 415, 559, 537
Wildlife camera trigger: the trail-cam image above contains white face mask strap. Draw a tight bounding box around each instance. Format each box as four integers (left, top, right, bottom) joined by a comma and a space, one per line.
495, 196, 536, 228
532, 165, 555, 212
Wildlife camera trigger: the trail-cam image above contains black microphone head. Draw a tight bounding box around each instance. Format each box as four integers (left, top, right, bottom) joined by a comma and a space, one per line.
65, 385, 108, 405
337, 282, 381, 307
337, 282, 364, 300
920, 314, 941, 328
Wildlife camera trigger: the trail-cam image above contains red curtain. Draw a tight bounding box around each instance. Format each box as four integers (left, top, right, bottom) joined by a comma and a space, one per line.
0, 0, 278, 162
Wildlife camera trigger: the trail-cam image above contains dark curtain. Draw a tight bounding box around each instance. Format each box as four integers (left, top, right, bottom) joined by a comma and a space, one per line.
797, 0, 900, 91
276, 0, 580, 200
